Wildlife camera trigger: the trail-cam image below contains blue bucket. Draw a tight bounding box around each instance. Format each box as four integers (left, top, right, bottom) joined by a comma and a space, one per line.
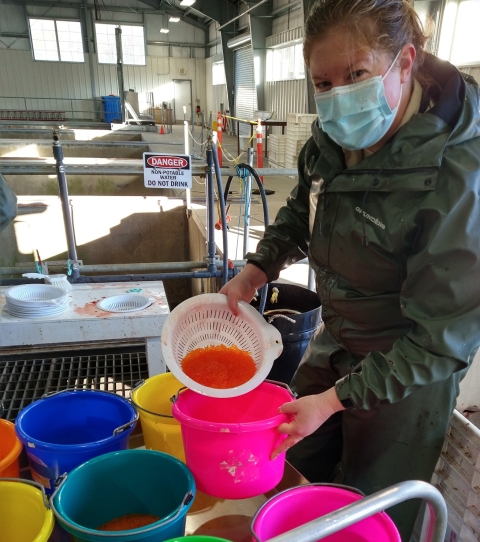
51, 449, 196, 542
15, 390, 138, 494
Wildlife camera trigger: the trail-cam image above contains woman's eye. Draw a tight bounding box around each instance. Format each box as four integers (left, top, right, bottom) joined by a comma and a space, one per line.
349, 69, 366, 82
314, 81, 332, 92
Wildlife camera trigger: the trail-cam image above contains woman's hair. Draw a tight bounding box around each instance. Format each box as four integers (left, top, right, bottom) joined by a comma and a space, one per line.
304, 0, 433, 83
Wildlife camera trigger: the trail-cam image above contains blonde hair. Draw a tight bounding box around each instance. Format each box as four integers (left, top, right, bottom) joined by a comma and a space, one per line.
304, 0, 433, 83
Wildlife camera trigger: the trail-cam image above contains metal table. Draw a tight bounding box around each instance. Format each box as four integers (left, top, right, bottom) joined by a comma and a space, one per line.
0, 281, 169, 376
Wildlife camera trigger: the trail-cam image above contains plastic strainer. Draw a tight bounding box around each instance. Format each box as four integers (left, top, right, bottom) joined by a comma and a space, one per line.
161, 293, 283, 398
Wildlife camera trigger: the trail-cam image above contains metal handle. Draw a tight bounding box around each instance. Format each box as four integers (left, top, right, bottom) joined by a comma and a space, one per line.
130, 380, 173, 419
258, 480, 447, 542
0, 477, 50, 509
113, 409, 139, 436
264, 379, 297, 399
170, 387, 188, 405
50, 488, 194, 538
130, 379, 175, 418
41, 388, 75, 399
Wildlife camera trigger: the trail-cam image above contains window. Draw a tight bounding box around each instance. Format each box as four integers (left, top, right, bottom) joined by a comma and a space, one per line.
29, 19, 84, 62
266, 42, 305, 82
212, 61, 226, 85
95, 23, 145, 65
438, 0, 480, 66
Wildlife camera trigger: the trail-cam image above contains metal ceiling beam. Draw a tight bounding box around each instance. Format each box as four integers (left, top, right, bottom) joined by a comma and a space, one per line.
185, 0, 238, 27
0, 0, 208, 31
137, 0, 161, 8
218, 0, 268, 30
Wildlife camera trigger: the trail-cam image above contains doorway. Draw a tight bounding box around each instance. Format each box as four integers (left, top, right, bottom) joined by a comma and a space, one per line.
173, 79, 192, 124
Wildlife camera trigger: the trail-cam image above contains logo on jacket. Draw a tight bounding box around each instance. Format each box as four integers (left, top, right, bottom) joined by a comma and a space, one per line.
355, 207, 385, 230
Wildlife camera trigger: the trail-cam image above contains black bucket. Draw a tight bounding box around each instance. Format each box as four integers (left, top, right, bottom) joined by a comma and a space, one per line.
251, 283, 322, 385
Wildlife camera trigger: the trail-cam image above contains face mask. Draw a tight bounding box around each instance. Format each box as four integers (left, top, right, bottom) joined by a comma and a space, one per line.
314, 50, 402, 150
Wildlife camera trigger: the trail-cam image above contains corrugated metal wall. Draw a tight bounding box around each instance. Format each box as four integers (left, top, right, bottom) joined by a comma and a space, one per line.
234, 46, 257, 136
0, 49, 206, 120
265, 25, 306, 131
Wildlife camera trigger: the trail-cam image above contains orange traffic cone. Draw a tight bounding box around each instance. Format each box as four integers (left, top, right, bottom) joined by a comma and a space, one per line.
159, 125, 165, 135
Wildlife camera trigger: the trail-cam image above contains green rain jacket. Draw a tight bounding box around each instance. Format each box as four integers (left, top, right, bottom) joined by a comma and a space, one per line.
246, 55, 480, 410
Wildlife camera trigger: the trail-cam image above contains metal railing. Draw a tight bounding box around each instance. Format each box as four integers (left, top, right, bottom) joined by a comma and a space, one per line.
0, 96, 105, 123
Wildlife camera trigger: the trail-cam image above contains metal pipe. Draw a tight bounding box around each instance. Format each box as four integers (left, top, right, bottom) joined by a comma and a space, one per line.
263, 481, 447, 542
115, 27, 125, 124
0, 160, 298, 177
184, 106, 192, 216
211, 140, 229, 286
205, 139, 217, 277
73, 271, 226, 283
243, 147, 254, 257
218, 0, 269, 30
0, 260, 247, 276
52, 132, 80, 279
83, 0, 97, 103
271, 0, 301, 17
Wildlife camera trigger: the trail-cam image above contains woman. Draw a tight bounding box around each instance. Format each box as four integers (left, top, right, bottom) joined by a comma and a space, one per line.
220, 0, 480, 539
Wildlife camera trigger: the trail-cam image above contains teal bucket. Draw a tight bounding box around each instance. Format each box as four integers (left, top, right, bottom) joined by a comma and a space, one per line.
51, 450, 196, 542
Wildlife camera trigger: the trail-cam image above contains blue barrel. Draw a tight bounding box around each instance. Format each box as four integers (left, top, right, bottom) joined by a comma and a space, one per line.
51, 450, 196, 542
15, 390, 138, 494
101, 95, 121, 123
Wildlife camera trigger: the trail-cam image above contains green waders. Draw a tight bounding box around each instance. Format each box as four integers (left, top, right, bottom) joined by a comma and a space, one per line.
286, 326, 465, 542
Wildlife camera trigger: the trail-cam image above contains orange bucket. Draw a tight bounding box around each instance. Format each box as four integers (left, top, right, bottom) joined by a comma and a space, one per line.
0, 419, 23, 478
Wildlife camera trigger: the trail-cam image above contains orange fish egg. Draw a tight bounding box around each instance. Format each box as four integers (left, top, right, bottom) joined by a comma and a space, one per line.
181, 344, 257, 388
98, 513, 160, 531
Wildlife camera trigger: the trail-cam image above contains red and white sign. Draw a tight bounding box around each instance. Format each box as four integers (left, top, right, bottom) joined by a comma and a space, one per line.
143, 152, 192, 189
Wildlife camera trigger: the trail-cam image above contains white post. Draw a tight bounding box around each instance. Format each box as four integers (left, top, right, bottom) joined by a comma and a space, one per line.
183, 105, 192, 216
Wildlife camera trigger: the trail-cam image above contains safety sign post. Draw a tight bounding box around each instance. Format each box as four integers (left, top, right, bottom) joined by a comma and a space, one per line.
143, 152, 192, 189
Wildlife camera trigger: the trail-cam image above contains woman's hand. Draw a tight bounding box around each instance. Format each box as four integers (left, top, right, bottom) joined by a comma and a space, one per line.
271, 387, 346, 460
219, 263, 268, 315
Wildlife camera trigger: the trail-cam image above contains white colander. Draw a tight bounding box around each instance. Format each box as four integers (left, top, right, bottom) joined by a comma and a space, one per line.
161, 293, 283, 398
96, 294, 154, 313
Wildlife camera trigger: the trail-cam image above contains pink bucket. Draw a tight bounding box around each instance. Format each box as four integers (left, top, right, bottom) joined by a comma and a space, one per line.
171, 381, 295, 499
251, 484, 401, 542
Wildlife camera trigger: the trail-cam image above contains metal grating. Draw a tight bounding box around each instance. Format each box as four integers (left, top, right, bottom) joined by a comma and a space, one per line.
0, 347, 148, 422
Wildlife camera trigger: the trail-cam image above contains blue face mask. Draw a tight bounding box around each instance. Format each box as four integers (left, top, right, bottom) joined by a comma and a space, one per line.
314, 51, 402, 150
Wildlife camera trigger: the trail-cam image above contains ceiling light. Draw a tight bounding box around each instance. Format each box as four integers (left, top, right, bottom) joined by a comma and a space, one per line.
169, 16, 181, 22
180, 0, 195, 6
160, 28, 170, 33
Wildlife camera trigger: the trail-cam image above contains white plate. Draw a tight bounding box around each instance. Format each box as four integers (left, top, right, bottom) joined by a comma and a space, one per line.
96, 294, 154, 313
7, 304, 69, 318
7, 304, 69, 316
6, 284, 67, 304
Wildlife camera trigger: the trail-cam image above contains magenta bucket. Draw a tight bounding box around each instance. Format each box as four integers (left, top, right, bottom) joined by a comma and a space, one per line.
171, 381, 295, 499
251, 483, 401, 542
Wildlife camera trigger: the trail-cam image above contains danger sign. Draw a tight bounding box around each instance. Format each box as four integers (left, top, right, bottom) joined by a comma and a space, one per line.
143, 152, 192, 189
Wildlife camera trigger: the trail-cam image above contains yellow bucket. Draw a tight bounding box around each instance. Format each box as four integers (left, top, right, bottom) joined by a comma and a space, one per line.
131, 372, 185, 462
0, 479, 54, 542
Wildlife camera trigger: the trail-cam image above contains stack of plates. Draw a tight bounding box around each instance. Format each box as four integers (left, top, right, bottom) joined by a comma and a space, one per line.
5, 284, 70, 318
